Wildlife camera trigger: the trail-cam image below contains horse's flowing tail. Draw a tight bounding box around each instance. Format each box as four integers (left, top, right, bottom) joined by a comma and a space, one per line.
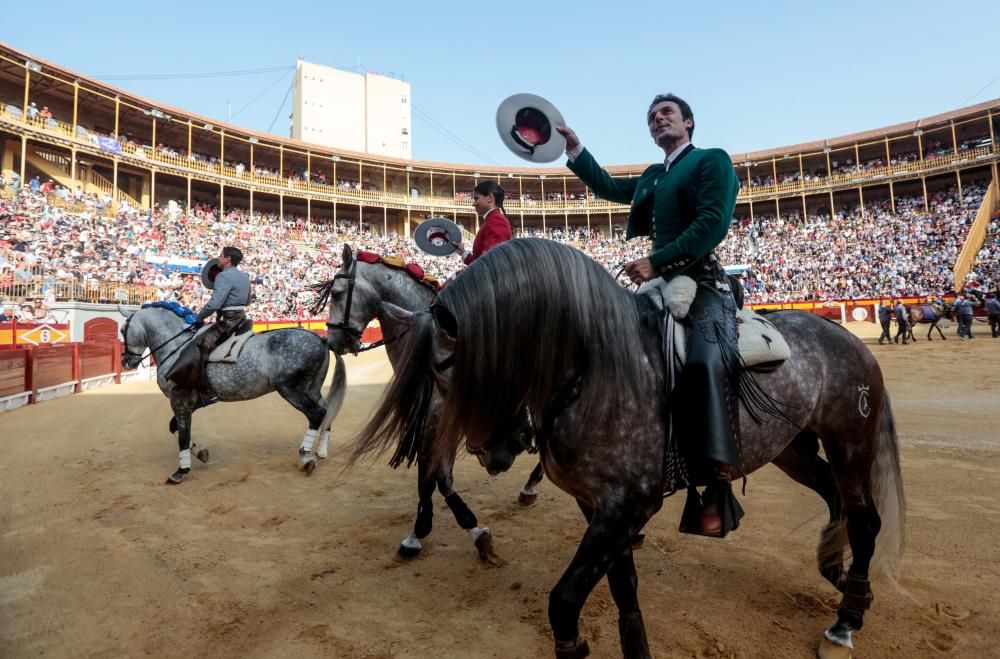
317, 353, 347, 436
871, 392, 906, 578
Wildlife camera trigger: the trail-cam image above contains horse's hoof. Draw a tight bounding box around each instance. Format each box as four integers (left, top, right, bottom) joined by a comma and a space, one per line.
630, 530, 647, 550
518, 491, 538, 507
473, 528, 502, 565
302, 458, 317, 476
397, 534, 422, 559
555, 638, 591, 659
397, 544, 421, 559
195, 448, 210, 463
166, 468, 189, 485
817, 636, 853, 659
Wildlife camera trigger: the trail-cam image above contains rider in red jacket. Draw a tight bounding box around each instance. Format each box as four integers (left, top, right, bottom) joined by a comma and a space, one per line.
454, 181, 513, 264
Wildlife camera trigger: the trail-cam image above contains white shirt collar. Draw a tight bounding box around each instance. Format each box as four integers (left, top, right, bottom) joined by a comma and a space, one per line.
664, 142, 692, 170
481, 207, 499, 221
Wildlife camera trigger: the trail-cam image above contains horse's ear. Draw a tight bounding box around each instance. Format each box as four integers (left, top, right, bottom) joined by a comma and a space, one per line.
342, 244, 353, 267
431, 304, 458, 342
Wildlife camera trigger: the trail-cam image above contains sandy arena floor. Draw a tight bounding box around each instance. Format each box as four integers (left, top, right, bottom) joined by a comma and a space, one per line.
1, 321, 998, 658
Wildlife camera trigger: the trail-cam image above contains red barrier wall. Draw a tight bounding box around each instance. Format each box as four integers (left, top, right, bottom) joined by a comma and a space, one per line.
80, 341, 116, 380
0, 349, 27, 398
32, 345, 75, 391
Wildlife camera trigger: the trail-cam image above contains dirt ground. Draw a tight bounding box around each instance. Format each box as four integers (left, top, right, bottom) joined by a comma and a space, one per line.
1, 321, 998, 658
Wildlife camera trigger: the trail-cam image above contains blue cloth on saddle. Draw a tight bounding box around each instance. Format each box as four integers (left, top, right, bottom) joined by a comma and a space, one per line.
141, 300, 198, 325
918, 305, 938, 321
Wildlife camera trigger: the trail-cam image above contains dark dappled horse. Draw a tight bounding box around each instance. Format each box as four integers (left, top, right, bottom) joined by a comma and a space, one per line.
120, 304, 345, 483
906, 302, 953, 341
354, 239, 905, 658
312, 245, 544, 561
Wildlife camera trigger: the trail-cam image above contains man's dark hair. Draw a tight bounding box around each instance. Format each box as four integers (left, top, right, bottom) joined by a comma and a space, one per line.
473, 180, 507, 214
223, 246, 243, 267
647, 93, 695, 139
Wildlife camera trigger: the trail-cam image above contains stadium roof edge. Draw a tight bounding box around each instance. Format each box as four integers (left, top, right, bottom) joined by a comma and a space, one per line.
4, 41, 998, 176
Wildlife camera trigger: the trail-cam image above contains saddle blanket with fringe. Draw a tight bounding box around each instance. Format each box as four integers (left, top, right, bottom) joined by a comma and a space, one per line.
637, 276, 791, 368
190, 325, 255, 364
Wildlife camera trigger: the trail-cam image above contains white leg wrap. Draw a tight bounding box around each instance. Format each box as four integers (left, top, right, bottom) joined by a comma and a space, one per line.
401, 533, 422, 551
179, 449, 192, 470
299, 429, 318, 453
521, 486, 537, 496
468, 526, 489, 542
317, 431, 330, 459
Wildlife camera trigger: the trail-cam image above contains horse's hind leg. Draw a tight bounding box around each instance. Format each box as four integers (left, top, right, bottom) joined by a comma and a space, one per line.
818, 432, 883, 658
276, 385, 327, 475
772, 431, 846, 591
398, 454, 436, 559
518, 461, 545, 506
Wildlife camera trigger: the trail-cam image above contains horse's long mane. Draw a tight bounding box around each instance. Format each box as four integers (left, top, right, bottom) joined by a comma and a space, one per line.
351, 309, 437, 468
434, 238, 653, 459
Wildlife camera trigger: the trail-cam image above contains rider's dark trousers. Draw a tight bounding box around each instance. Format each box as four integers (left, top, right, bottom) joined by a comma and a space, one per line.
878, 321, 891, 343
989, 313, 1000, 338
676, 259, 741, 474
894, 322, 908, 343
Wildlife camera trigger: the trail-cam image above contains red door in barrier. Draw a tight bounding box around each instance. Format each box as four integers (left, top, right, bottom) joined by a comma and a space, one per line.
84, 317, 119, 343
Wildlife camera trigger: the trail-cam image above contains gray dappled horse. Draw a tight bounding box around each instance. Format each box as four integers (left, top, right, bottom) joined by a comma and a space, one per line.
906, 301, 953, 341
120, 303, 345, 483
313, 244, 543, 562
354, 239, 905, 659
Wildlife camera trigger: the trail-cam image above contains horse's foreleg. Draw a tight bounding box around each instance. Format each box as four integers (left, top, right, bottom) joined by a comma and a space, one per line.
519, 461, 545, 506
549, 508, 642, 658
436, 464, 495, 563
167, 396, 198, 484
399, 456, 436, 559
933, 322, 946, 340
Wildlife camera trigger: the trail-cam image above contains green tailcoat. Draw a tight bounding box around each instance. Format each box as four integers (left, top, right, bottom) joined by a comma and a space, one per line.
567, 145, 739, 279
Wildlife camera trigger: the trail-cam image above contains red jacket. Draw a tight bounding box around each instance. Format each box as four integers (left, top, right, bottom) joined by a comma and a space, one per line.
464, 209, 513, 265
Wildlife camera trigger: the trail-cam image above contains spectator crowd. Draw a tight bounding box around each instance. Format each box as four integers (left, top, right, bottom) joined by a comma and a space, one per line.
1, 175, 995, 322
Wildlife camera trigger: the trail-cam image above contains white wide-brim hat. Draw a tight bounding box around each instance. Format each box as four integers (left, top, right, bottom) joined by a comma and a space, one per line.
496, 93, 567, 163
414, 217, 463, 257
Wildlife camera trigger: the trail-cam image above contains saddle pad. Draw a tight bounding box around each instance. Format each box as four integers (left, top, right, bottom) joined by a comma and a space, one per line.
208, 330, 255, 364
918, 305, 938, 321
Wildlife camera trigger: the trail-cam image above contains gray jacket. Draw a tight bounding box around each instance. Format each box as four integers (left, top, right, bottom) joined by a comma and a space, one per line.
196, 267, 251, 322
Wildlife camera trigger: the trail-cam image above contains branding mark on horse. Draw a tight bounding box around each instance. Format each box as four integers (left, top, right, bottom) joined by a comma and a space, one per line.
857, 384, 871, 418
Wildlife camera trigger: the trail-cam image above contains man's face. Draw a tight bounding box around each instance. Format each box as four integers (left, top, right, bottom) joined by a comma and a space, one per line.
219, 252, 232, 270
647, 101, 692, 148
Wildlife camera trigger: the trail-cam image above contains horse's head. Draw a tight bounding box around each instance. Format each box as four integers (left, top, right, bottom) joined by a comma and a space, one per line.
427, 303, 534, 475
320, 244, 380, 355
118, 306, 146, 369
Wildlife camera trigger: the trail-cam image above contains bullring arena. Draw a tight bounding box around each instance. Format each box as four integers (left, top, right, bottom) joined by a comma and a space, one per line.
2, 39, 1000, 658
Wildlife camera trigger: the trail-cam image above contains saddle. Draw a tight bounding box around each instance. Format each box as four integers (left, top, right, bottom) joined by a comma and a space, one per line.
637, 276, 791, 370
207, 319, 254, 363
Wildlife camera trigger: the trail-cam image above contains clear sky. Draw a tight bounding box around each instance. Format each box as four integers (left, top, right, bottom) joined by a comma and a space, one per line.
4, 1, 998, 168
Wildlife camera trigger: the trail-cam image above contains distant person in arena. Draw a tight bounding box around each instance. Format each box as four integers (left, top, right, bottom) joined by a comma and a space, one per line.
451, 181, 513, 264
556, 94, 748, 538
